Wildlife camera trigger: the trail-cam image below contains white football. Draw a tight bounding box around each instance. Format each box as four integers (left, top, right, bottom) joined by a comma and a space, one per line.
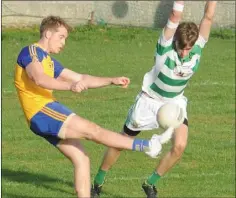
157, 103, 185, 129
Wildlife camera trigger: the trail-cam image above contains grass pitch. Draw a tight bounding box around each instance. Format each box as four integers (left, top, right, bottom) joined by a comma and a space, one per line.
2, 26, 235, 197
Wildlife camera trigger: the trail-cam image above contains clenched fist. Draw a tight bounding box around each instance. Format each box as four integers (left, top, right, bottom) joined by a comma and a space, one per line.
70, 81, 88, 93
112, 77, 130, 88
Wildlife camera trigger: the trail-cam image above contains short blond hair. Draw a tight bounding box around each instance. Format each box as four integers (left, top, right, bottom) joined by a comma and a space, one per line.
40, 16, 72, 38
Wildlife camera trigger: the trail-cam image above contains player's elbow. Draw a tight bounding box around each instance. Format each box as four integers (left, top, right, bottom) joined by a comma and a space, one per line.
204, 13, 214, 22
34, 78, 43, 86
33, 75, 45, 87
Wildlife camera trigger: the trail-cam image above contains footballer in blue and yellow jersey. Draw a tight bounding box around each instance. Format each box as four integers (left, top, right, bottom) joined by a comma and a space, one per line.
15, 43, 75, 146
14, 43, 64, 123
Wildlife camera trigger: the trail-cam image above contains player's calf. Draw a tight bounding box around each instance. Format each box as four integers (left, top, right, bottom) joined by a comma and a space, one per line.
171, 143, 186, 159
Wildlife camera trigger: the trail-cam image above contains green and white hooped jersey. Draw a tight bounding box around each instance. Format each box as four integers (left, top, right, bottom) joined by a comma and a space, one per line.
142, 31, 207, 100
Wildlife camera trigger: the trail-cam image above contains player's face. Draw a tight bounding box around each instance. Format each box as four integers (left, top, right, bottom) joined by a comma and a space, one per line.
175, 41, 193, 58
48, 26, 68, 54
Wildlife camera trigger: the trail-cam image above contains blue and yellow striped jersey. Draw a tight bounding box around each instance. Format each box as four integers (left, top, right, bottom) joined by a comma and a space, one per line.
14, 43, 64, 123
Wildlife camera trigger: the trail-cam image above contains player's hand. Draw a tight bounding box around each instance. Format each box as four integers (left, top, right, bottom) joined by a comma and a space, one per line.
112, 77, 130, 88
70, 81, 88, 93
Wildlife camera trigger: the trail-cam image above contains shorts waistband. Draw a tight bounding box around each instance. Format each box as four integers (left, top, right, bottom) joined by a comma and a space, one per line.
141, 91, 155, 99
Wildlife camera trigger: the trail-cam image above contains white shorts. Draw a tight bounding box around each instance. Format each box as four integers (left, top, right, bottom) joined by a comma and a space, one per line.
125, 91, 188, 131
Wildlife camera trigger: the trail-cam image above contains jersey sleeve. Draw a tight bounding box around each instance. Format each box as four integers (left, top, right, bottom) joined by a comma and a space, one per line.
156, 29, 174, 56
51, 57, 64, 78
195, 34, 207, 49
17, 45, 44, 68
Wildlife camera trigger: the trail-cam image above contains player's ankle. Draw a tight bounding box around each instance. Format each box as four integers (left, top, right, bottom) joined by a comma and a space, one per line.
132, 139, 149, 151
146, 171, 161, 185
94, 168, 107, 185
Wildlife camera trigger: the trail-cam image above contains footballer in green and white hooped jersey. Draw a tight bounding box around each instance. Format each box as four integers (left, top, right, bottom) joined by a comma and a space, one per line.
125, 31, 207, 132
92, 2, 217, 197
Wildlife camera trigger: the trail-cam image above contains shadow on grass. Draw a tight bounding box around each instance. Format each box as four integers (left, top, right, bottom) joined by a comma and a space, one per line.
2, 168, 75, 197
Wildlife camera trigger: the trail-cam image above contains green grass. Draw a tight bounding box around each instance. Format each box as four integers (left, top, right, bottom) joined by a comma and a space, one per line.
2, 25, 235, 198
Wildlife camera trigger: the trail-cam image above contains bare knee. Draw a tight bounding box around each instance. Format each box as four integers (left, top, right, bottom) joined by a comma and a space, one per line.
80, 154, 90, 165
171, 144, 187, 159
72, 153, 90, 168
58, 139, 90, 165
85, 125, 126, 148
63, 115, 105, 140
83, 124, 103, 142
62, 141, 90, 167
171, 124, 188, 159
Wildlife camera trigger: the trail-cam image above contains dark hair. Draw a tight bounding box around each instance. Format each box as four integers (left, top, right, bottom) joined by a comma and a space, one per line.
174, 22, 199, 49
40, 16, 72, 38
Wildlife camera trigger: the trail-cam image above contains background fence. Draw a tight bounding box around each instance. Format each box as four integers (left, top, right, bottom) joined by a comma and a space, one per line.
2, 1, 235, 28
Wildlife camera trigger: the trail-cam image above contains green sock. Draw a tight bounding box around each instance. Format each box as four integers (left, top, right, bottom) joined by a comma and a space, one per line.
146, 171, 161, 185
94, 168, 107, 185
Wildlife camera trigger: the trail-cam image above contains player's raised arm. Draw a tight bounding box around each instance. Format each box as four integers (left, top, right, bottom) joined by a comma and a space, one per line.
199, 1, 217, 41
163, 1, 184, 41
